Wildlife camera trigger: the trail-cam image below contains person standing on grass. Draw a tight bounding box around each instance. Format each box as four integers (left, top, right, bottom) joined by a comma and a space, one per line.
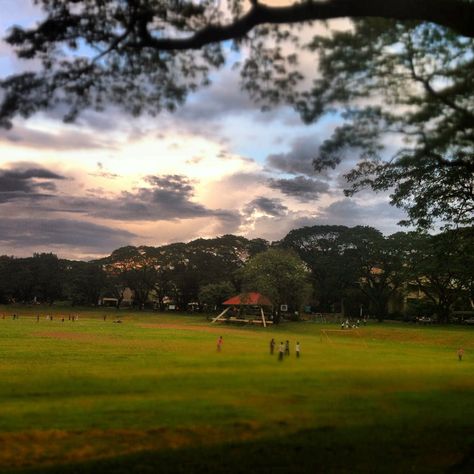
296, 342, 301, 358
270, 338, 275, 355
285, 340, 290, 356
278, 342, 284, 361
217, 336, 223, 352
458, 347, 465, 361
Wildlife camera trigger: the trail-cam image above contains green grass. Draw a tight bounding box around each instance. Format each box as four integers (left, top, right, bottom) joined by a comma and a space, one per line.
0, 305, 474, 473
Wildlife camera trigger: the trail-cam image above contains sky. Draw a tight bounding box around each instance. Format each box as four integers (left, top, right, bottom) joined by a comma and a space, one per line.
0, 1, 406, 260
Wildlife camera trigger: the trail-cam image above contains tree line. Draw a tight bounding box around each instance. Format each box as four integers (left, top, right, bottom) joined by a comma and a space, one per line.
0, 226, 472, 322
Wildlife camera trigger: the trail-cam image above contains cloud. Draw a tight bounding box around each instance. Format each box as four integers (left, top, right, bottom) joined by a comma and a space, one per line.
0, 218, 135, 252
220, 171, 265, 187
317, 198, 407, 234
242, 197, 407, 243
176, 69, 257, 122
0, 163, 66, 203
268, 176, 330, 202
34, 174, 242, 231
92, 174, 234, 221
0, 163, 242, 230
265, 135, 321, 176
243, 210, 320, 243
0, 125, 114, 150
243, 196, 288, 217
88, 162, 120, 180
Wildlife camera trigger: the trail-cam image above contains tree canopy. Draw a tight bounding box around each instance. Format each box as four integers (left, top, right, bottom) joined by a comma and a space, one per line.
0, 226, 472, 320
279, 225, 407, 319
1, 1, 473, 227
238, 248, 311, 316
304, 19, 474, 228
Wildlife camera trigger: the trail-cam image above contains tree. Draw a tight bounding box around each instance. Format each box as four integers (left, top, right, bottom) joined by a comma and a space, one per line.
304, 20, 474, 228
1, 1, 473, 228
65, 261, 106, 306
341, 227, 406, 321
0, 256, 21, 303
0, 253, 65, 304
279, 225, 362, 312
198, 281, 236, 310
239, 248, 310, 320
122, 265, 157, 309
97, 235, 268, 309
30, 253, 65, 304
403, 228, 474, 321
103, 272, 129, 309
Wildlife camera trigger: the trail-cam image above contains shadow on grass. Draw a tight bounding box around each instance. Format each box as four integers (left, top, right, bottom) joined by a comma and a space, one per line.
8, 424, 474, 474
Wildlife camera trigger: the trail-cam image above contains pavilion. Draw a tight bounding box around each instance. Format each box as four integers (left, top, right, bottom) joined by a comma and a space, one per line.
211, 292, 273, 327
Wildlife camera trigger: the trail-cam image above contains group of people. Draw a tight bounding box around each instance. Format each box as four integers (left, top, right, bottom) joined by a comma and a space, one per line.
216, 336, 301, 360
41, 314, 79, 322
270, 338, 301, 360
3, 313, 81, 321
340, 319, 366, 329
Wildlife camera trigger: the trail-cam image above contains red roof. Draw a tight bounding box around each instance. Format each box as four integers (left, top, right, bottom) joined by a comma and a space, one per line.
223, 292, 272, 306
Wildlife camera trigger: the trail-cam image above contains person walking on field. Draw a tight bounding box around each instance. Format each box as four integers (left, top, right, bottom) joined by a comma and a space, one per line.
458, 347, 465, 361
270, 338, 275, 355
278, 342, 284, 361
296, 342, 301, 358
217, 336, 223, 352
285, 340, 290, 356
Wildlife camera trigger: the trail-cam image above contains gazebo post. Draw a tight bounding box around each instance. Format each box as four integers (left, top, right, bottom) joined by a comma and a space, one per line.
260, 307, 267, 328
211, 306, 230, 323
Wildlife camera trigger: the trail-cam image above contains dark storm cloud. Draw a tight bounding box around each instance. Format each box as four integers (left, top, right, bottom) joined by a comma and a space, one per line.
265, 136, 320, 176
0, 218, 135, 251
268, 176, 330, 202
0, 164, 66, 203
244, 197, 288, 217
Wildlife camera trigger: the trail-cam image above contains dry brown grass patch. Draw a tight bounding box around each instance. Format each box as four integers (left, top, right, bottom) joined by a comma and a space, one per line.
0, 424, 263, 470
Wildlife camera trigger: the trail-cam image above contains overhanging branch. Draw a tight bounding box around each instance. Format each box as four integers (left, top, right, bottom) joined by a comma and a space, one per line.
131, 0, 474, 51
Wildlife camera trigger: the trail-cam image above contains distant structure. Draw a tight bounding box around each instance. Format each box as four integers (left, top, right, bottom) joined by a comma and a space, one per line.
212, 292, 273, 327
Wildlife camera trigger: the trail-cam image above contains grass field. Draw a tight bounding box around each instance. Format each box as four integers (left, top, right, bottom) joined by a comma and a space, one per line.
1, 306, 474, 473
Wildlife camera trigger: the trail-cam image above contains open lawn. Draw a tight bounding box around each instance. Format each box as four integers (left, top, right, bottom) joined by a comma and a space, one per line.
1, 306, 473, 473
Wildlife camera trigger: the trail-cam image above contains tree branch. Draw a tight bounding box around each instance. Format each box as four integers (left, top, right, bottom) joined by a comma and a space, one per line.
405, 36, 474, 122
129, 0, 474, 51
